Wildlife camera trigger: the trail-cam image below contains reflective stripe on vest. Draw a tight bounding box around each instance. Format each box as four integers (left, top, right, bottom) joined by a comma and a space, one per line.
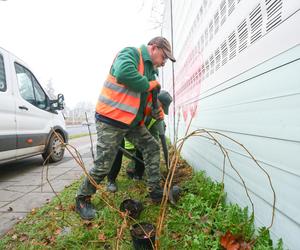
96, 48, 144, 125
146, 118, 156, 130
124, 139, 135, 150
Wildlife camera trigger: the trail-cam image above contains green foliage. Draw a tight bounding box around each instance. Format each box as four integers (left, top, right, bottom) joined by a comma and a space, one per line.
213, 205, 255, 239
0, 170, 284, 250
183, 171, 226, 207
252, 227, 283, 250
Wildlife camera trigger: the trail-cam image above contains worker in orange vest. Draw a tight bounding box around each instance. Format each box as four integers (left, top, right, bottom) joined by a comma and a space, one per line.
75, 37, 176, 220
106, 90, 173, 193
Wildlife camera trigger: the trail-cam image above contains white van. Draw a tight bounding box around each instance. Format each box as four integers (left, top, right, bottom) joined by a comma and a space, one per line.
0, 47, 68, 164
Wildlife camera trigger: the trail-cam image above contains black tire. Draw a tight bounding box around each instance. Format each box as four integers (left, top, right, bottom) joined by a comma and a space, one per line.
42, 133, 65, 163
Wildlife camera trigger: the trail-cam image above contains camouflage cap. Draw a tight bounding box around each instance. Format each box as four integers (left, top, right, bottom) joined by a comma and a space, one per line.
158, 90, 173, 115
148, 36, 176, 62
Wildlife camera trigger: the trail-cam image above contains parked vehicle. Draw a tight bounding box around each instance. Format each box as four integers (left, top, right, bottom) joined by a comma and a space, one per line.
0, 47, 68, 164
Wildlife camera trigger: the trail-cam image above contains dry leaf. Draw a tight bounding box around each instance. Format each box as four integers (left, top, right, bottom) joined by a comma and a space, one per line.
220, 231, 252, 250
68, 204, 75, 211
54, 205, 63, 211
200, 214, 209, 223
220, 231, 240, 250
6, 230, 15, 236
92, 223, 99, 229
240, 241, 252, 250
31, 240, 48, 246
31, 208, 37, 215
98, 233, 106, 242
19, 234, 29, 242
11, 234, 18, 240
83, 221, 93, 230
45, 235, 56, 245
55, 228, 62, 235
215, 230, 223, 237
202, 227, 211, 234
171, 232, 181, 240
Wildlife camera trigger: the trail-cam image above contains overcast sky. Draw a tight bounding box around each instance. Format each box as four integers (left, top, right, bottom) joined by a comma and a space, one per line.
0, 0, 163, 108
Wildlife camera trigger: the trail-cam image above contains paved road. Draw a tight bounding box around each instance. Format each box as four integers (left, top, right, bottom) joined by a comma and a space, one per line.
66, 124, 96, 136
0, 135, 96, 236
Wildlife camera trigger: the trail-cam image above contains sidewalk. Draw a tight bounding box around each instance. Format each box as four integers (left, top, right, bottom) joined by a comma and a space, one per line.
0, 142, 94, 236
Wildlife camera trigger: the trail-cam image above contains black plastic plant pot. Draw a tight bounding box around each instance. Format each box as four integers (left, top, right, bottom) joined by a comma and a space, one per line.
130, 222, 156, 250
120, 199, 143, 219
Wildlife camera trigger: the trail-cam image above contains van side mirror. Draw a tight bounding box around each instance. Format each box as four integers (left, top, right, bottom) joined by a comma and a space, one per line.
57, 94, 64, 110
50, 93, 65, 110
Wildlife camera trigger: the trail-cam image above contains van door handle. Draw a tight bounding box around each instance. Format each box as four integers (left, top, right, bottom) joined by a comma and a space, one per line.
19, 105, 29, 111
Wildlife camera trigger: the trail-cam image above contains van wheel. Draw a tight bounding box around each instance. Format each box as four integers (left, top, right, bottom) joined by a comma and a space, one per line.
42, 133, 65, 163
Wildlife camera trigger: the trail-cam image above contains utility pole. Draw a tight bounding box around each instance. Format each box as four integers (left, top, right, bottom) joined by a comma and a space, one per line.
170, 0, 176, 147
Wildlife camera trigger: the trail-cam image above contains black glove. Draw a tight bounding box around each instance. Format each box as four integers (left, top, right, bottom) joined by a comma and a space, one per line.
151, 107, 164, 121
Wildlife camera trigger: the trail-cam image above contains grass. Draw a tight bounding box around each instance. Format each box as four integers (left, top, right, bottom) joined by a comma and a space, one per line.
0, 157, 284, 250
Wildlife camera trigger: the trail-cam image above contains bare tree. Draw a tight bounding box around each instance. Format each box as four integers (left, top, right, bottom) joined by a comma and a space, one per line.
149, 0, 165, 30
45, 78, 56, 99
64, 101, 95, 125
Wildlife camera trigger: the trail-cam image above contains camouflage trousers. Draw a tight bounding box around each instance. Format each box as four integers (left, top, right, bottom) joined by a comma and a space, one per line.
77, 121, 160, 197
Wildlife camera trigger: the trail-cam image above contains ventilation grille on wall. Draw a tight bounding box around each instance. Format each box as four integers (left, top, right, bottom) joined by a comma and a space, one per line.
238, 19, 248, 52
175, 0, 284, 94
228, 0, 235, 16
205, 60, 210, 78
228, 31, 237, 59
205, 28, 209, 46
214, 11, 220, 34
201, 64, 205, 81
266, 0, 282, 32
220, 0, 227, 26
210, 55, 215, 75
221, 41, 228, 65
209, 20, 214, 41
215, 49, 221, 71
250, 4, 263, 44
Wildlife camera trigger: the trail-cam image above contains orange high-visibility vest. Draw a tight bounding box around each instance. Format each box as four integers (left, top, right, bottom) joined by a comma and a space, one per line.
139, 93, 152, 126
143, 93, 153, 117
96, 48, 145, 125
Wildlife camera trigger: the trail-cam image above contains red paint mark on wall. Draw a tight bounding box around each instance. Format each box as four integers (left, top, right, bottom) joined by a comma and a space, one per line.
189, 103, 198, 118
172, 48, 204, 124
182, 105, 189, 122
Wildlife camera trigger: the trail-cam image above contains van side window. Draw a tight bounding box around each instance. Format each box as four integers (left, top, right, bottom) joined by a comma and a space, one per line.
32, 77, 47, 109
15, 63, 48, 110
0, 54, 6, 92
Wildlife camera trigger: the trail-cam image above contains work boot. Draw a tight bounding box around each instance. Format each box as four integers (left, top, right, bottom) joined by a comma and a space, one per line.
149, 187, 164, 203
75, 196, 96, 220
149, 186, 181, 204
106, 181, 118, 193
168, 185, 181, 205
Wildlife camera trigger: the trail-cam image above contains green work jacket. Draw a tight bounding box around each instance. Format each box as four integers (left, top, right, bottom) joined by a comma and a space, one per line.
110, 45, 158, 127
